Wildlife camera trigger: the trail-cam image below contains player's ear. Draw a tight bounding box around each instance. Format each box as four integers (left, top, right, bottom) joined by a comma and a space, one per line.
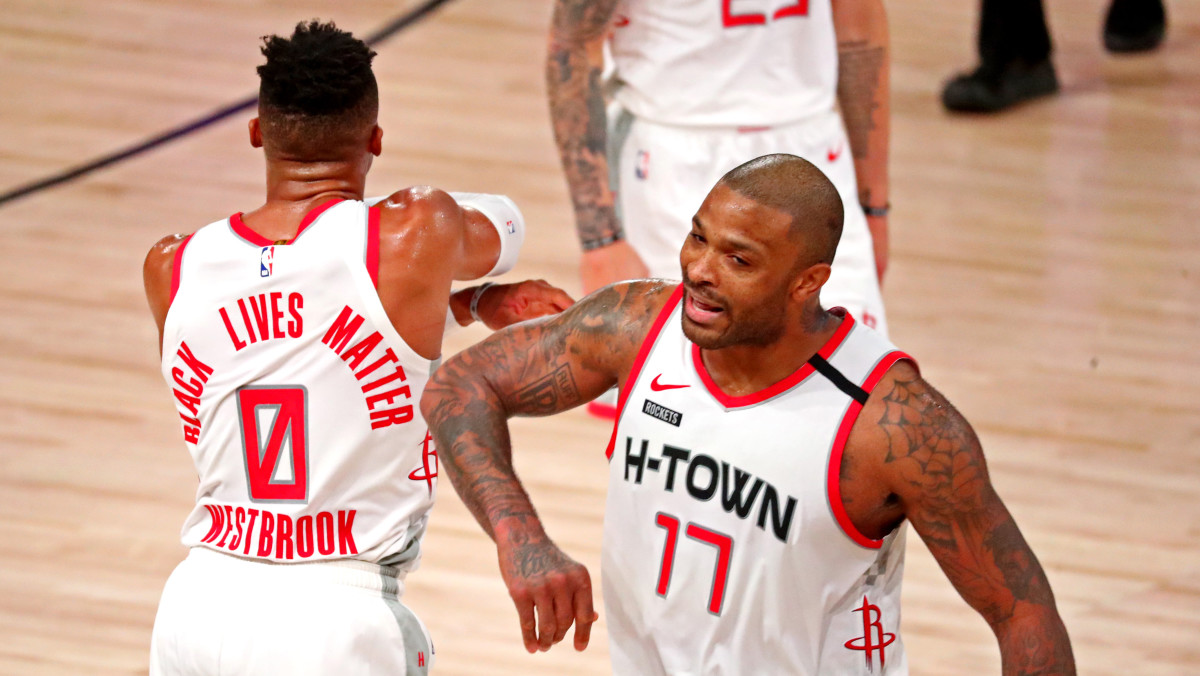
249, 118, 263, 149
791, 262, 831, 303
369, 125, 383, 156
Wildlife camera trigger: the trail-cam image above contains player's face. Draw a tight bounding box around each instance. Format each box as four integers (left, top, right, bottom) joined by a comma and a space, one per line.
679, 185, 802, 350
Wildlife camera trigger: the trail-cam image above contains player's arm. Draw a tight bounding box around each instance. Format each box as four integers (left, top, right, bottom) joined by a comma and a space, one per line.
375, 187, 572, 356
420, 280, 675, 653
855, 361, 1075, 675
832, 0, 890, 284
547, 0, 648, 291
143, 234, 189, 352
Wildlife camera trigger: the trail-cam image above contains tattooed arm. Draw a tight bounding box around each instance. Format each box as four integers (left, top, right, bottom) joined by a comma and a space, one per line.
420, 280, 675, 653
849, 361, 1075, 675
547, 0, 648, 292
831, 0, 890, 283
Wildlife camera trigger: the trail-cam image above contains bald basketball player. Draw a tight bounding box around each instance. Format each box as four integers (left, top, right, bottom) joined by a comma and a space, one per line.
142, 21, 570, 675
422, 155, 1075, 674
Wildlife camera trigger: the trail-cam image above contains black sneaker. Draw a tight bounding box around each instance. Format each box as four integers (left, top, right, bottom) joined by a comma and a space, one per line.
1104, 0, 1166, 53
942, 59, 1059, 113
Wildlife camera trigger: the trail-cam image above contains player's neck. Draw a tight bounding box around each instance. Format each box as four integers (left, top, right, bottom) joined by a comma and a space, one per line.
263, 157, 367, 206
699, 306, 840, 397
239, 160, 368, 241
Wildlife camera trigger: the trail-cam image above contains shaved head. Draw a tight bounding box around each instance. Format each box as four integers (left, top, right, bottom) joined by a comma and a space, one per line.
718, 154, 844, 266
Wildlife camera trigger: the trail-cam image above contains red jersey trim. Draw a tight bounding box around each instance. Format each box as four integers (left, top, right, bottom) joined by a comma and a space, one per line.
293, 198, 342, 242
169, 234, 195, 305
827, 350, 916, 550
229, 198, 345, 247
605, 285, 685, 461
366, 206, 381, 287
692, 310, 857, 409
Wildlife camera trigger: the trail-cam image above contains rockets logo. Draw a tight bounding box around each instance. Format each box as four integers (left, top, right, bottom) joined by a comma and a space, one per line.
260, 246, 274, 277
844, 595, 895, 671
408, 431, 439, 496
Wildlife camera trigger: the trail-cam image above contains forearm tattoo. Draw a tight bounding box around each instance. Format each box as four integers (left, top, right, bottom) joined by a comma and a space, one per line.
837, 40, 885, 161
876, 376, 1075, 674
423, 282, 671, 540
547, 0, 623, 247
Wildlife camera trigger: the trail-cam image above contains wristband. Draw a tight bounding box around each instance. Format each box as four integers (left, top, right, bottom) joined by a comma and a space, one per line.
861, 203, 890, 217
580, 232, 623, 251
469, 282, 494, 324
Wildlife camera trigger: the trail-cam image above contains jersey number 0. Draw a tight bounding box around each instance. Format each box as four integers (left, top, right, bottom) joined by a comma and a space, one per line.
236, 385, 310, 502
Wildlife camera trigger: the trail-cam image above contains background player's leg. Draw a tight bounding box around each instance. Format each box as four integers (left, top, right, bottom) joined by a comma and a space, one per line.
943, 0, 1058, 112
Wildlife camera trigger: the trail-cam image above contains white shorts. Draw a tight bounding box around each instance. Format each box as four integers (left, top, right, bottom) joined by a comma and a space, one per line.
609, 106, 887, 336
150, 547, 434, 675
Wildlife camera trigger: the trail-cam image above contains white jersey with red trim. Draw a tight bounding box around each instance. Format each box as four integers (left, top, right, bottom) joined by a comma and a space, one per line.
608, 0, 837, 126
601, 285, 913, 675
161, 199, 439, 568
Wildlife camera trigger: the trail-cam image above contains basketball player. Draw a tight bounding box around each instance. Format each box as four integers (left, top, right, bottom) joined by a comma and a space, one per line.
142, 21, 571, 675
549, 0, 890, 333
421, 155, 1075, 673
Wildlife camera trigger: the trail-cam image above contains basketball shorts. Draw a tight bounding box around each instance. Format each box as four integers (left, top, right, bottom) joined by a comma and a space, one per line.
608, 105, 888, 337
150, 547, 434, 675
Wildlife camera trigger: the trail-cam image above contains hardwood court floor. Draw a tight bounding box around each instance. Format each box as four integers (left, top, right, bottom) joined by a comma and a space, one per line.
0, 0, 1197, 674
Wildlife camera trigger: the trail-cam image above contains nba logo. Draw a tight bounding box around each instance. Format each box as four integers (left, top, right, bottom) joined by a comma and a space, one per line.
635, 150, 650, 180
260, 246, 274, 277
505, 220, 515, 234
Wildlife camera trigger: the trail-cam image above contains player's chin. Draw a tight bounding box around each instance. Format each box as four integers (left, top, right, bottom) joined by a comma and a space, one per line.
681, 316, 728, 350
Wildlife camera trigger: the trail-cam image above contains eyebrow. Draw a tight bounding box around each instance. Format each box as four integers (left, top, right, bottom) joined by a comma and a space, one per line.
692, 216, 764, 256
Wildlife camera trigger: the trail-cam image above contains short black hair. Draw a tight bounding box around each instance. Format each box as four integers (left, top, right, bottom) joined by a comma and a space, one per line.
256, 20, 379, 158
719, 154, 844, 266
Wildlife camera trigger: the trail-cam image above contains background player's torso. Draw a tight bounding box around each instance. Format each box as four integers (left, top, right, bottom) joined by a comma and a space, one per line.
602, 288, 909, 675
609, 0, 838, 126
162, 199, 438, 568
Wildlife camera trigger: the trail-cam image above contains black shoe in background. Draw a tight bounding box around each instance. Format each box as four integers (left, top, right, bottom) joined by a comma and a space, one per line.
1104, 0, 1166, 53
942, 59, 1060, 113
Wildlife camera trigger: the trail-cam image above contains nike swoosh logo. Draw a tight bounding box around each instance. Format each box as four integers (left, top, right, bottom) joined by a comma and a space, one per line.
614, 14, 631, 27
827, 144, 843, 163
650, 375, 689, 391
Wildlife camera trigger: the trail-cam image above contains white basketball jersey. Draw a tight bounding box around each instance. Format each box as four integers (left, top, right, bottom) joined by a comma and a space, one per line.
608, 0, 838, 126
602, 286, 913, 675
161, 199, 439, 569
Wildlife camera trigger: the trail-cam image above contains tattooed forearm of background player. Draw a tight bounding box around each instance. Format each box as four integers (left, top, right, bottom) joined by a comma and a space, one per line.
876, 373, 1075, 672
547, 0, 622, 247
836, 39, 885, 163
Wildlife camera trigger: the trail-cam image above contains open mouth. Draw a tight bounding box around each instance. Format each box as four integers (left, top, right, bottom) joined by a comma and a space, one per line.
684, 291, 725, 324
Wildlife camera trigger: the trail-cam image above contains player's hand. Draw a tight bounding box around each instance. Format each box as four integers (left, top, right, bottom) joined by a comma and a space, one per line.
496, 533, 597, 653
580, 239, 649, 294
475, 280, 574, 330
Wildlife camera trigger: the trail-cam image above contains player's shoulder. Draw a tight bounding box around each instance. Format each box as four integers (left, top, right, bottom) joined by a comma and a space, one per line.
567, 279, 678, 339
375, 186, 458, 220
373, 186, 464, 242
852, 358, 981, 474
585, 278, 677, 316
143, 233, 192, 275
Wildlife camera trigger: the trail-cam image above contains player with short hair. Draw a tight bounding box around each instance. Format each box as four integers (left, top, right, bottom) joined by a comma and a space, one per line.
422, 155, 1075, 674
143, 20, 571, 675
